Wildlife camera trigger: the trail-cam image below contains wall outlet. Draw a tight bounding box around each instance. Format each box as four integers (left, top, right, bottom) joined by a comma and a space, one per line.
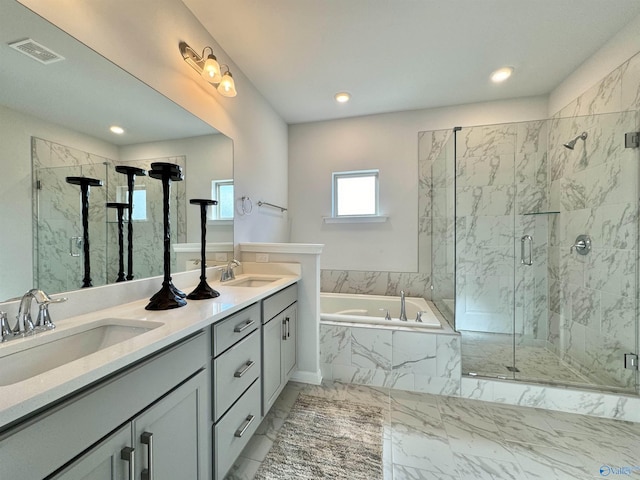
214, 253, 228, 262
256, 253, 269, 263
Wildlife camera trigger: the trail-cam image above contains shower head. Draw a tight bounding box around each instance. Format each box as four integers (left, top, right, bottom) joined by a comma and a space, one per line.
563, 132, 588, 150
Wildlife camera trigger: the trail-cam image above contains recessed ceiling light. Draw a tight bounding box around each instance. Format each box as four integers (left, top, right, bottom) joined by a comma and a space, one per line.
110, 125, 125, 135
335, 92, 351, 103
490, 67, 514, 83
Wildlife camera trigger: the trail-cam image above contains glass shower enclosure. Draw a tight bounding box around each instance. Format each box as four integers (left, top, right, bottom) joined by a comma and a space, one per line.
429, 110, 639, 394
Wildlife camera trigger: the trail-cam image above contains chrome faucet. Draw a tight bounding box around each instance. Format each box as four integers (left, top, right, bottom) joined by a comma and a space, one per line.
220, 259, 241, 282
399, 290, 408, 321
0, 312, 11, 342
12, 289, 66, 337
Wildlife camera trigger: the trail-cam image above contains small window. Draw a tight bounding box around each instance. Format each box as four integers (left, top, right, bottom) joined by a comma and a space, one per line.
211, 180, 234, 220
116, 185, 147, 221
332, 170, 379, 217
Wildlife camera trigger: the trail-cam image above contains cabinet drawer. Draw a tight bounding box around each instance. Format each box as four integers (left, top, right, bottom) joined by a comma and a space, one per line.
213, 303, 260, 357
214, 330, 261, 421
214, 380, 261, 480
262, 283, 297, 323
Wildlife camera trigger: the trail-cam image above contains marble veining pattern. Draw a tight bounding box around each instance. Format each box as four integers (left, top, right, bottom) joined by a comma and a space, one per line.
228, 381, 640, 480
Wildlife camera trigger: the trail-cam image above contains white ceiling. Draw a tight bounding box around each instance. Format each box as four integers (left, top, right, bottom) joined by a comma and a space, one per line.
0, 0, 216, 146
183, 0, 640, 124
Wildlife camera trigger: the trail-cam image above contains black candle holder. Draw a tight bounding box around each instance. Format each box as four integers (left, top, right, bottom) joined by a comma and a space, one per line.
114, 166, 147, 280
106, 202, 129, 283
66, 176, 103, 288
187, 199, 220, 300
146, 162, 186, 310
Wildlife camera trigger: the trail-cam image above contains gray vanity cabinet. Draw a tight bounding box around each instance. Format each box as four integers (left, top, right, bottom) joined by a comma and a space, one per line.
261, 284, 298, 414
52, 370, 208, 480
0, 333, 210, 480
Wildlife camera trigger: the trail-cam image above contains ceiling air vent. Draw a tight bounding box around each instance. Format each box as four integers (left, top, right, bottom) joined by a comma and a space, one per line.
8, 38, 64, 65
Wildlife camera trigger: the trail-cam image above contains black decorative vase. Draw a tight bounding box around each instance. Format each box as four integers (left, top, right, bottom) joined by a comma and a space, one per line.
106, 202, 129, 283
114, 166, 147, 280
146, 163, 186, 310
187, 199, 220, 300
66, 176, 103, 288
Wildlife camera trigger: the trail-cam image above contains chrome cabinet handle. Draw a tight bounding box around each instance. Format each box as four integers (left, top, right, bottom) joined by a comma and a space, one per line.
141, 432, 153, 480
234, 360, 255, 378
520, 235, 533, 266
282, 318, 287, 340
285, 317, 290, 338
120, 446, 135, 480
234, 319, 255, 333
234, 415, 255, 438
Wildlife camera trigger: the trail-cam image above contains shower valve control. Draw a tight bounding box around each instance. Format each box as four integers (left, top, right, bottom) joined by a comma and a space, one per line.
570, 234, 591, 255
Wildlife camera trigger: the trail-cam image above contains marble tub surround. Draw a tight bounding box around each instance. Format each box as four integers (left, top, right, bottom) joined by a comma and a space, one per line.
0, 265, 300, 428
229, 380, 640, 480
320, 320, 461, 396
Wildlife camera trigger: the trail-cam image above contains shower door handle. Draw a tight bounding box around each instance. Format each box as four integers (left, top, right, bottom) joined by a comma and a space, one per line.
520, 235, 533, 266
69, 236, 82, 257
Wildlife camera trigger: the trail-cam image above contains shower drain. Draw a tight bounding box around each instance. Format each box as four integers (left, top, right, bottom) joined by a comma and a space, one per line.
505, 366, 520, 372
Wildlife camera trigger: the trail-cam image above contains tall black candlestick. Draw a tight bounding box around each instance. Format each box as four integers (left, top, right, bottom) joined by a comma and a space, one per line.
187, 199, 220, 300
146, 163, 186, 310
114, 166, 146, 280
106, 202, 129, 283
66, 176, 103, 288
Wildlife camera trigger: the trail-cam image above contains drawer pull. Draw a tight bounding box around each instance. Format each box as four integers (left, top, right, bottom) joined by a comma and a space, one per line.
234, 319, 255, 333
285, 316, 290, 338
234, 415, 255, 438
234, 360, 255, 378
120, 446, 135, 480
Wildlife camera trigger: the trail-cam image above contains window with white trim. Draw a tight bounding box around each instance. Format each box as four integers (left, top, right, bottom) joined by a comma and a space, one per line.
332, 169, 379, 217
211, 179, 234, 220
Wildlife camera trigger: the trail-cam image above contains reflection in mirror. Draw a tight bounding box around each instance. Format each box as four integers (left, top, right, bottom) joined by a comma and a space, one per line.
0, 0, 233, 301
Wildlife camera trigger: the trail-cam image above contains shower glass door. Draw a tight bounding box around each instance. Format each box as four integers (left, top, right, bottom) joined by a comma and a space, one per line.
455, 113, 640, 394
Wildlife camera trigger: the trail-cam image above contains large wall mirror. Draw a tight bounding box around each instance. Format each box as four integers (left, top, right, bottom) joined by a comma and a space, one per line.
0, 0, 233, 301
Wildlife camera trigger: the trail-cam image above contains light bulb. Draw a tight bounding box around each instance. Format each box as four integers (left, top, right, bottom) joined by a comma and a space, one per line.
335, 92, 351, 103
490, 67, 514, 83
201, 54, 222, 84
217, 71, 237, 97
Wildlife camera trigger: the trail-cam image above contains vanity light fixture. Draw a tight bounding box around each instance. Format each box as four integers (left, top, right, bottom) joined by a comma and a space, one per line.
335, 92, 351, 103
179, 41, 237, 97
490, 66, 514, 83
109, 125, 125, 135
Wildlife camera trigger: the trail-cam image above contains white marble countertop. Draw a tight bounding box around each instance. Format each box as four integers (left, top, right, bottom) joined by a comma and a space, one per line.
0, 271, 300, 430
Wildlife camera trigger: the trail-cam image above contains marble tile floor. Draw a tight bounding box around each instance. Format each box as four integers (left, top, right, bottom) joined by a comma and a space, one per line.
461, 332, 596, 387
226, 380, 640, 480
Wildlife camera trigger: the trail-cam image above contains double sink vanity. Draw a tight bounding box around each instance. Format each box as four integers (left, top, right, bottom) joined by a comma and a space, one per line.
0, 265, 301, 479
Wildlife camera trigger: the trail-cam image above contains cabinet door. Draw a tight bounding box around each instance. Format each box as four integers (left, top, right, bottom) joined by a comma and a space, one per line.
132, 370, 209, 480
51, 425, 132, 480
262, 314, 283, 412
282, 303, 297, 381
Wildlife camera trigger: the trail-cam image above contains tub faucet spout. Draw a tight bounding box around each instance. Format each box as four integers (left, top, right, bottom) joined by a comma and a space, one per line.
399, 290, 407, 321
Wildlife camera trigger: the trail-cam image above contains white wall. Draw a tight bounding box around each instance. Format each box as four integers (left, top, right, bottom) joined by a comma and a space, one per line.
289, 96, 548, 271
119, 134, 233, 242
0, 104, 118, 301
18, 0, 290, 246
549, 13, 640, 115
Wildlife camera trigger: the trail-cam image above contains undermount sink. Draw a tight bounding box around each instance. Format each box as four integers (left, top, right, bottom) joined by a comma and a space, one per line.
224, 276, 281, 287
0, 318, 163, 386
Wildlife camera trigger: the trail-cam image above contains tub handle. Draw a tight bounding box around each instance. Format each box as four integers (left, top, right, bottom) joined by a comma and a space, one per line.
379, 308, 392, 321
416, 311, 423, 323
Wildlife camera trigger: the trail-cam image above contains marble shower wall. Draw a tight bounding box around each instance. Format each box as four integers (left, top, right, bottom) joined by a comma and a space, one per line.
547, 49, 640, 390
455, 120, 550, 345
32, 137, 187, 294
33, 137, 110, 293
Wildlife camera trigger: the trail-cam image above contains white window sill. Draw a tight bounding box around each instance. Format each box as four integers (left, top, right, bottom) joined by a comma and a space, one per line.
323, 215, 388, 224
208, 219, 233, 226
